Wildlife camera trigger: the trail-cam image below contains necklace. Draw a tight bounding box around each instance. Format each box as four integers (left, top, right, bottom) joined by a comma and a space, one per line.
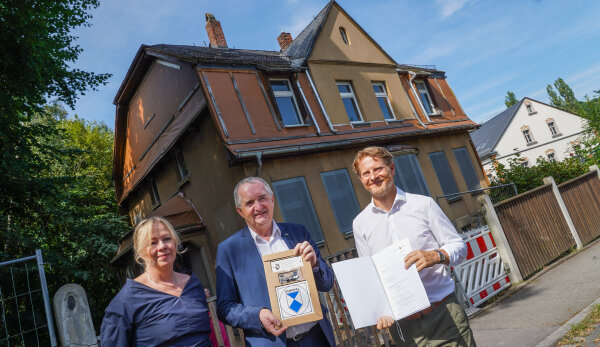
146, 271, 178, 288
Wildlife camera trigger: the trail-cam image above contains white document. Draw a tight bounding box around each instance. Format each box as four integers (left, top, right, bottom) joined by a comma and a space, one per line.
331, 239, 430, 328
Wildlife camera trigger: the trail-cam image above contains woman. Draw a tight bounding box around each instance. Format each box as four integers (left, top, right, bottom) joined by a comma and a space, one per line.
100, 217, 211, 346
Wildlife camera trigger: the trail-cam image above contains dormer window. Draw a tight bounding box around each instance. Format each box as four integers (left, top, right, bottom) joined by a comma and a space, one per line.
270, 79, 303, 126
415, 81, 436, 115
339, 27, 349, 45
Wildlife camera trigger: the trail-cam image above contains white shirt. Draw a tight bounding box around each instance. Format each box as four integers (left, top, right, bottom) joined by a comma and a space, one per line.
352, 188, 467, 302
248, 222, 316, 338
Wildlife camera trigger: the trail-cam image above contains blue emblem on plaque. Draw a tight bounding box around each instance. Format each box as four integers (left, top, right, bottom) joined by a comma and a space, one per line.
287, 291, 302, 312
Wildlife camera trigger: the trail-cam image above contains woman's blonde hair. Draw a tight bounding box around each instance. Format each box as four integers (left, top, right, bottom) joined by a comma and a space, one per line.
133, 216, 181, 266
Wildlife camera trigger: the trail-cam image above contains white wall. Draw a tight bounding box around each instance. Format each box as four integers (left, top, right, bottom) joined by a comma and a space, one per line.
483, 99, 587, 176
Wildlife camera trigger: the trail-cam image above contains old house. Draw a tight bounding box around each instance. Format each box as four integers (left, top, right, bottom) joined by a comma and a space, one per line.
110, 1, 486, 291
471, 97, 588, 179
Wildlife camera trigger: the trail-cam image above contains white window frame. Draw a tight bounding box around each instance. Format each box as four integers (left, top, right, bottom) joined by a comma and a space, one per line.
372, 82, 396, 120
175, 150, 189, 182
546, 150, 556, 162
149, 177, 160, 208
522, 128, 533, 144
415, 81, 436, 116
337, 81, 364, 123
270, 78, 303, 126
547, 119, 559, 136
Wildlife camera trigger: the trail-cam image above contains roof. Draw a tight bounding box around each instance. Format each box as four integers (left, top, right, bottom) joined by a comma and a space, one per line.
282, 1, 334, 60
146, 44, 300, 69
470, 100, 523, 157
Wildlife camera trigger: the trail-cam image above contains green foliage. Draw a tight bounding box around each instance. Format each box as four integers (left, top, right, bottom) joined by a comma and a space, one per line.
546, 77, 579, 114
578, 91, 600, 135
490, 153, 588, 193
505, 91, 519, 108
1, 104, 129, 331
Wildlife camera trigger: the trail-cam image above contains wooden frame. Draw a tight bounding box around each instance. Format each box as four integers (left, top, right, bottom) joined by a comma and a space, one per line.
262, 249, 323, 326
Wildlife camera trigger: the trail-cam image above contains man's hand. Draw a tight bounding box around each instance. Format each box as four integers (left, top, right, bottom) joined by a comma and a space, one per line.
404, 249, 448, 271
294, 241, 317, 268
259, 309, 287, 336
376, 316, 395, 330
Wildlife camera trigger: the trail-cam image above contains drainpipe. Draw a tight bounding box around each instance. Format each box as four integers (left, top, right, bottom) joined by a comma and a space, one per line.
408, 71, 432, 123
255, 152, 263, 176
306, 71, 337, 133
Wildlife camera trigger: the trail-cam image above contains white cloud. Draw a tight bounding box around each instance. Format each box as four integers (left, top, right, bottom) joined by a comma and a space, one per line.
435, 0, 474, 19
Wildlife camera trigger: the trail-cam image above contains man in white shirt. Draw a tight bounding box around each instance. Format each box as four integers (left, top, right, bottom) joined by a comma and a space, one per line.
352, 146, 475, 347
216, 177, 335, 347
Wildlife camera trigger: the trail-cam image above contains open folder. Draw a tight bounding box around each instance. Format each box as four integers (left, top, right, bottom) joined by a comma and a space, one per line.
331, 239, 430, 328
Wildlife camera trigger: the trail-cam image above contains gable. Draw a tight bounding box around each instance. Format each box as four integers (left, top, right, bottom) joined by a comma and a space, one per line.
309, 3, 395, 65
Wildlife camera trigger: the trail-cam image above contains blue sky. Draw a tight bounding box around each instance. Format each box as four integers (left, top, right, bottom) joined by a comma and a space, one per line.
70, 0, 600, 127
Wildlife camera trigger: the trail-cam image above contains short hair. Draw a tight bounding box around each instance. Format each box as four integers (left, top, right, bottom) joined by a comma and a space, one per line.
233, 177, 273, 208
352, 146, 393, 175
133, 216, 181, 266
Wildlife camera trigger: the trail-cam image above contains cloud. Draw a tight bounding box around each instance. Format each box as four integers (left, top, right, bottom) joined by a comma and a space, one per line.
435, 0, 474, 19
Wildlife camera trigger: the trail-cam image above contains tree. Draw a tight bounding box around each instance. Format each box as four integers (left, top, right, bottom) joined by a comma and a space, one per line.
505, 91, 519, 108
546, 77, 579, 114
0, 0, 111, 224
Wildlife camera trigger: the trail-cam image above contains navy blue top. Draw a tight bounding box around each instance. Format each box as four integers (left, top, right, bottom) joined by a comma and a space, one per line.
100, 273, 211, 347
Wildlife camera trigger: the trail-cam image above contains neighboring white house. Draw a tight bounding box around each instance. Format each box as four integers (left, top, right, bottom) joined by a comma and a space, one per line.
471, 97, 588, 179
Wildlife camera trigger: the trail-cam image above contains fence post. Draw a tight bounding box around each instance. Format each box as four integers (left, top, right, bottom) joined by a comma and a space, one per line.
543, 176, 582, 249
36, 249, 58, 347
590, 165, 600, 178
477, 195, 523, 283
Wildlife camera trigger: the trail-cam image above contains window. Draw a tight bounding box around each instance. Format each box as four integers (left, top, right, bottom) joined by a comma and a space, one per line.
149, 177, 160, 207
320, 169, 361, 234
372, 82, 395, 120
393, 154, 430, 196
547, 119, 560, 136
175, 150, 189, 182
272, 177, 324, 242
526, 102, 536, 114
429, 151, 460, 200
337, 82, 363, 122
521, 126, 535, 144
270, 79, 303, 126
453, 147, 482, 191
339, 27, 349, 45
546, 149, 556, 162
415, 81, 436, 115
521, 157, 529, 167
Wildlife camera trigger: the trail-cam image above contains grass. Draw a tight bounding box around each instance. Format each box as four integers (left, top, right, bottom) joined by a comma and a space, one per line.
557, 304, 600, 346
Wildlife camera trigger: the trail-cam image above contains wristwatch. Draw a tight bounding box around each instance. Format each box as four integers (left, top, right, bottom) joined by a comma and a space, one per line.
436, 250, 446, 264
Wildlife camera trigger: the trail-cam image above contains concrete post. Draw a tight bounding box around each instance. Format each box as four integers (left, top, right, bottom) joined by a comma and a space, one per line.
590, 164, 600, 178
543, 176, 583, 249
478, 195, 524, 283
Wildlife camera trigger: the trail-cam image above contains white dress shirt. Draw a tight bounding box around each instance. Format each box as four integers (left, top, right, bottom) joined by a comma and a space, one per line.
352, 188, 467, 302
248, 222, 316, 338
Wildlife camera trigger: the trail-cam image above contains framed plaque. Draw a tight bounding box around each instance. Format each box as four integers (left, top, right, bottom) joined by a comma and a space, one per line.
262, 249, 323, 326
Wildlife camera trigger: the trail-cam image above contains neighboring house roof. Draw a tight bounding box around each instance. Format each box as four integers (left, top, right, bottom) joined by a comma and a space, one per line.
282, 1, 334, 60
470, 100, 523, 158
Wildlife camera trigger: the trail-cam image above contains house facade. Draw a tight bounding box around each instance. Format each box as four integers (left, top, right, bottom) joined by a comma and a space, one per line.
471, 97, 588, 178
110, 1, 487, 291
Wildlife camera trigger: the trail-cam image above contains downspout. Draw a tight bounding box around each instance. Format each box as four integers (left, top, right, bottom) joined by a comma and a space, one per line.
255, 152, 263, 177
408, 71, 432, 123
306, 71, 337, 133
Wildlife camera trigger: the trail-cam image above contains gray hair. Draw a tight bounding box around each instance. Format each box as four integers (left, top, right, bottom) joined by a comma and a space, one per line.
233, 177, 273, 208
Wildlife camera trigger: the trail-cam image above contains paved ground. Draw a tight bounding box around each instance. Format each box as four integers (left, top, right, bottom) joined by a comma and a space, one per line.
469, 239, 600, 347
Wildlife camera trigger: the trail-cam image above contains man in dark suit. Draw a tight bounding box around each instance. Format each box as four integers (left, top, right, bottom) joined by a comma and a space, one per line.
216, 177, 336, 347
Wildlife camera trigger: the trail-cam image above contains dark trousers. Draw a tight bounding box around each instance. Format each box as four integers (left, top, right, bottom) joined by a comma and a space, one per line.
287, 324, 329, 347
390, 293, 476, 347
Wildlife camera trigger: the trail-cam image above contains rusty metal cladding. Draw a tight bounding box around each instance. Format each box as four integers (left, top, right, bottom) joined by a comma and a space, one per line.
230, 73, 256, 134
139, 114, 174, 162
201, 71, 229, 138
296, 79, 321, 134
254, 71, 281, 131
558, 171, 600, 244
494, 184, 575, 278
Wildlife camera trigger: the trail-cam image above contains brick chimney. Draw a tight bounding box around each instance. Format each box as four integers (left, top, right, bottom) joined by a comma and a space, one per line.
205, 13, 227, 48
277, 32, 293, 50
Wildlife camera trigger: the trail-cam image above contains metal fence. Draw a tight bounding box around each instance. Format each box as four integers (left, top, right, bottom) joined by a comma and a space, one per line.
0, 250, 57, 347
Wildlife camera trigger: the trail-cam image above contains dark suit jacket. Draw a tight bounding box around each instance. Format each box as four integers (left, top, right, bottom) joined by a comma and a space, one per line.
216, 223, 335, 346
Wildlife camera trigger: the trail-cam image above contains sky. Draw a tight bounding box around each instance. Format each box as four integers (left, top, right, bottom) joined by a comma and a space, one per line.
69, 0, 600, 128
